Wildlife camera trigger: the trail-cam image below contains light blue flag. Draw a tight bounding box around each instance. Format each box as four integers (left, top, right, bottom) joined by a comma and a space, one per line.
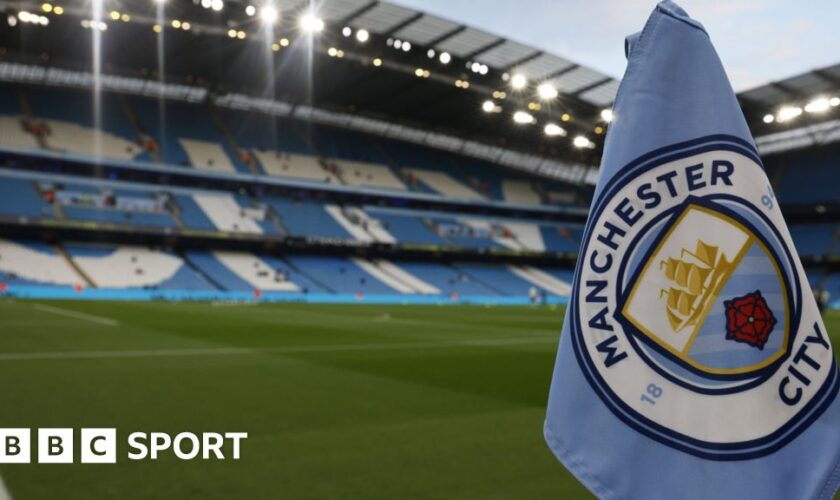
544, 2, 840, 499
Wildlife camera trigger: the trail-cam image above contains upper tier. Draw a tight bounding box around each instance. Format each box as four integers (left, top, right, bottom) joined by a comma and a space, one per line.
0, 83, 592, 210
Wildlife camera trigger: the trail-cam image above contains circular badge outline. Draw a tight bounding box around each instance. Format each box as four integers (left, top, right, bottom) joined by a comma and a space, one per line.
568, 135, 839, 460
613, 194, 799, 390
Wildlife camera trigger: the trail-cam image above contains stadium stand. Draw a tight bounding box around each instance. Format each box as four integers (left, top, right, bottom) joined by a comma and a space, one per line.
0, 116, 39, 150
66, 244, 210, 289
501, 180, 542, 205
453, 262, 564, 297
0, 239, 81, 286
0, 177, 54, 219
253, 150, 340, 184
404, 169, 485, 200
192, 192, 265, 234
0, 63, 835, 305
766, 143, 840, 205
334, 160, 407, 191
790, 224, 837, 256
286, 256, 403, 295
267, 197, 352, 239
210, 251, 300, 292
179, 138, 238, 174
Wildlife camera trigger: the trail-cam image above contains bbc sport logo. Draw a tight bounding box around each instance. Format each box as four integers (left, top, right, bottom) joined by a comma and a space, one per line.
0, 429, 248, 463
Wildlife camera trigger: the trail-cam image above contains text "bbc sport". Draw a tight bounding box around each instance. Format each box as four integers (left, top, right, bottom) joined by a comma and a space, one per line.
0, 429, 247, 463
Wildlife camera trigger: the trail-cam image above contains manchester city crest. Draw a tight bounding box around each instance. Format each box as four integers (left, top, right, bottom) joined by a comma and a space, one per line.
570, 136, 838, 460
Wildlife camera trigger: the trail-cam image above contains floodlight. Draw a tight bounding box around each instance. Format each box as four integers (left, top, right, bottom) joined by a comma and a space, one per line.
573, 136, 592, 148
260, 5, 278, 24
544, 123, 566, 136
439, 52, 451, 64
510, 73, 527, 90
513, 111, 534, 124
482, 100, 495, 113
356, 28, 369, 42
776, 105, 802, 122
537, 82, 557, 100
762, 114, 774, 124
804, 97, 830, 114
601, 109, 613, 122
299, 12, 323, 32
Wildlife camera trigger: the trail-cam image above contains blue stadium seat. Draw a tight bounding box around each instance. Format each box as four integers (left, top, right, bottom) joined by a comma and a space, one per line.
0, 178, 53, 218
398, 262, 499, 296
541, 225, 583, 253
453, 263, 538, 296
173, 194, 217, 230
769, 145, 840, 205
221, 110, 313, 155
371, 211, 449, 246
184, 251, 255, 291
286, 256, 399, 295
259, 255, 328, 293
267, 197, 352, 239
789, 224, 836, 256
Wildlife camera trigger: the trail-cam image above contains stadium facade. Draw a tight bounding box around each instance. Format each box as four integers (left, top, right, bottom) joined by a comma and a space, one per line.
0, 0, 837, 306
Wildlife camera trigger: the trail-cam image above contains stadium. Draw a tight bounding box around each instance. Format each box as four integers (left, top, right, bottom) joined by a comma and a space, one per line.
0, 0, 838, 498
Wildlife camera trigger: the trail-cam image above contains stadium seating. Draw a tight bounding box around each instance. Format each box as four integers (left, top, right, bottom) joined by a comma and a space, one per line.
0, 178, 53, 219
0, 116, 39, 150
404, 169, 485, 200
210, 251, 300, 292
350, 258, 440, 294
253, 150, 340, 183
396, 262, 499, 296
179, 139, 238, 174
286, 256, 403, 295
501, 180, 542, 205
324, 205, 396, 243
767, 144, 840, 205
0, 84, 597, 211
66, 244, 210, 289
368, 209, 449, 246
25, 87, 143, 160
506, 265, 572, 295
191, 192, 265, 234
541, 225, 584, 253
333, 160, 407, 191
0, 239, 81, 286
453, 262, 568, 296
267, 197, 352, 239
790, 224, 837, 256
173, 193, 217, 230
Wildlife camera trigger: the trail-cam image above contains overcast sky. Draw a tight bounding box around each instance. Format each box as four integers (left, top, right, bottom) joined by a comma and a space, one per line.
392, 0, 839, 91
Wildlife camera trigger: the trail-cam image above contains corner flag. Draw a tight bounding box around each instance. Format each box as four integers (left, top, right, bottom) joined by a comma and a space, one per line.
544, 2, 840, 499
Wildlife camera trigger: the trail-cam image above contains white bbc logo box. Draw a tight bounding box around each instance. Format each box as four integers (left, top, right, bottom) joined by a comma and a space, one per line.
0, 428, 116, 464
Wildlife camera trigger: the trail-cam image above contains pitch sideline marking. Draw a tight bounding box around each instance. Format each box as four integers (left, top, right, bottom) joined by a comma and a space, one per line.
30, 304, 119, 327
0, 336, 555, 362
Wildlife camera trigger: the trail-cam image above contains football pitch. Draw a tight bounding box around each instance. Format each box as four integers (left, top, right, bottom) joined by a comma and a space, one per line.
0, 300, 838, 499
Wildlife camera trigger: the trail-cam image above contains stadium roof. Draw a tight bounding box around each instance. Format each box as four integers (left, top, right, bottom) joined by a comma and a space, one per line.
738, 63, 840, 154
334, 1, 620, 107
0, 0, 618, 172
739, 63, 840, 130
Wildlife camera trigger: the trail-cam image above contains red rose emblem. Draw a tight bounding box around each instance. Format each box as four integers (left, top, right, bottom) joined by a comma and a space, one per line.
723, 290, 776, 349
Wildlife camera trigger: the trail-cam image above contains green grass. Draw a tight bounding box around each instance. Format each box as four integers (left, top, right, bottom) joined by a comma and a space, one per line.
0, 301, 837, 499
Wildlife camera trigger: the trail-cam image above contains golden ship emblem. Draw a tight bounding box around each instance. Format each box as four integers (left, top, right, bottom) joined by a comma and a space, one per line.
659, 240, 736, 333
